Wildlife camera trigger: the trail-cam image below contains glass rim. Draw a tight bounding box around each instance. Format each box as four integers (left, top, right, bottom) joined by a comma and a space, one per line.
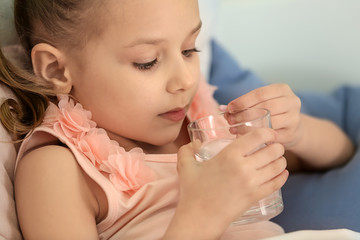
187, 108, 270, 132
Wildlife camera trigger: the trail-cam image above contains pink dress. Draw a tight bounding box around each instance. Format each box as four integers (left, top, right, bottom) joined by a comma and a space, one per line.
15, 79, 284, 239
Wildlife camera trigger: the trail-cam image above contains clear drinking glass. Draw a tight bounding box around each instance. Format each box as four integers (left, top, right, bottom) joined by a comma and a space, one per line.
187, 108, 283, 225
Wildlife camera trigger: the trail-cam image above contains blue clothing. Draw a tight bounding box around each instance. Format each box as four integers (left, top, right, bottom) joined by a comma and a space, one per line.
209, 40, 265, 104
209, 40, 360, 232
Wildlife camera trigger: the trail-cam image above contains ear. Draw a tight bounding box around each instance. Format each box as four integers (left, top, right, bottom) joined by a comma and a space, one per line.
31, 43, 72, 93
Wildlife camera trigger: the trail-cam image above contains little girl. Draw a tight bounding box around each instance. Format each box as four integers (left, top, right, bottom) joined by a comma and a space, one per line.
0, 0, 354, 239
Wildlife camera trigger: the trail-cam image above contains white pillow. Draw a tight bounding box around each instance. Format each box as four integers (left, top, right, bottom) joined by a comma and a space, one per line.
0, 84, 22, 240
1, 3, 35, 239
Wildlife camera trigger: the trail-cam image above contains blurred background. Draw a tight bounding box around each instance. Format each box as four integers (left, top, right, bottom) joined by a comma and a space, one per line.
214, 0, 360, 93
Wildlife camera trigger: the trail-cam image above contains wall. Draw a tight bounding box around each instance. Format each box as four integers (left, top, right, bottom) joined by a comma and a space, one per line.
0, 0, 18, 46
214, 0, 360, 92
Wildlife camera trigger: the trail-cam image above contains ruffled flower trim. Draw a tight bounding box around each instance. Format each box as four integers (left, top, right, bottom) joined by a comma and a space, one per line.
188, 76, 219, 121
42, 95, 156, 195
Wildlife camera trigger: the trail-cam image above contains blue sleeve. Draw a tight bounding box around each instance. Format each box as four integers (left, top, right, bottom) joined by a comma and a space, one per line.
298, 86, 360, 143
209, 39, 360, 232
208, 40, 265, 105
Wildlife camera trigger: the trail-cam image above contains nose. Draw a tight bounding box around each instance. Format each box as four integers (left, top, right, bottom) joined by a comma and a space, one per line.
166, 57, 197, 94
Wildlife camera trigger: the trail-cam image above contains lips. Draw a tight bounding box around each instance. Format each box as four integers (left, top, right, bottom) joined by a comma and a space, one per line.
159, 108, 187, 122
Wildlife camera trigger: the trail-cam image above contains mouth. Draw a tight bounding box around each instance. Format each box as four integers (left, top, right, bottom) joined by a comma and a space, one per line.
159, 107, 187, 122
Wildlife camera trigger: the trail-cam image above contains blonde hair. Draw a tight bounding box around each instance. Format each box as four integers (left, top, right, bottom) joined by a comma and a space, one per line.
0, 0, 103, 138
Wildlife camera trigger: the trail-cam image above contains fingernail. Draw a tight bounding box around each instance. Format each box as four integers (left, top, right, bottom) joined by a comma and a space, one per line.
227, 103, 234, 113
219, 105, 228, 112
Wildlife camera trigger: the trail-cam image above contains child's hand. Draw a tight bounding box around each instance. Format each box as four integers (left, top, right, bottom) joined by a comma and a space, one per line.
226, 84, 303, 149
172, 128, 288, 238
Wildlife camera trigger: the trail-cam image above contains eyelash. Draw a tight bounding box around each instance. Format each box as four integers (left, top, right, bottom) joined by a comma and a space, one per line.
182, 47, 200, 57
133, 59, 159, 71
133, 48, 200, 71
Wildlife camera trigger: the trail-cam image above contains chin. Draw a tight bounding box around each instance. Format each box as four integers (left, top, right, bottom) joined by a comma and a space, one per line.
137, 124, 184, 149
152, 135, 179, 146
150, 129, 182, 146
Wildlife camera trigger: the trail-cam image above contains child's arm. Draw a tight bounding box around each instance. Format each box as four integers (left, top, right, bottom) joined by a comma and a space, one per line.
225, 84, 354, 171
163, 128, 288, 239
15, 145, 100, 240
284, 114, 354, 170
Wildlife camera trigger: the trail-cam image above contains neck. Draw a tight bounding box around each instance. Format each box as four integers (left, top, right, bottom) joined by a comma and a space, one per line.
106, 119, 190, 154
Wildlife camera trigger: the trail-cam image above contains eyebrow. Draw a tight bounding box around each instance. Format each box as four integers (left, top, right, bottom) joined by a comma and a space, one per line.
124, 21, 202, 48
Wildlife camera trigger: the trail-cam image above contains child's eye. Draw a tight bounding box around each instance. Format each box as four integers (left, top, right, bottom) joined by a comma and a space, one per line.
182, 48, 200, 57
133, 59, 158, 70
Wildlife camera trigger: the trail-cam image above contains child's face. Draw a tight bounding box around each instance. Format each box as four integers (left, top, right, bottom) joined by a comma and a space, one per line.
65, 0, 201, 151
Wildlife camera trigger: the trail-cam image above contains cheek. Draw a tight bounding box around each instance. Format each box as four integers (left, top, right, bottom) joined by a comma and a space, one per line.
91, 101, 151, 141
90, 86, 158, 128
191, 57, 201, 80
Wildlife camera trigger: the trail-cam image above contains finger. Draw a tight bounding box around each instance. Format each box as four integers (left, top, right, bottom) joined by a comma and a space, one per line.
271, 112, 299, 132
225, 107, 271, 126
257, 156, 288, 185
177, 143, 197, 172
257, 169, 289, 200
252, 97, 299, 116
227, 84, 293, 113
246, 143, 285, 169
273, 128, 301, 148
227, 128, 277, 157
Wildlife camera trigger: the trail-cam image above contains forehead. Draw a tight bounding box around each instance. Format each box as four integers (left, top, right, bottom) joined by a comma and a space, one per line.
101, 0, 200, 44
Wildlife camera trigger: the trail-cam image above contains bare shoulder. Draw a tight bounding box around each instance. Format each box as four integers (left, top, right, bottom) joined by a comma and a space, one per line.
15, 145, 89, 199
16, 144, 81, 177
15, 145, 100, 240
